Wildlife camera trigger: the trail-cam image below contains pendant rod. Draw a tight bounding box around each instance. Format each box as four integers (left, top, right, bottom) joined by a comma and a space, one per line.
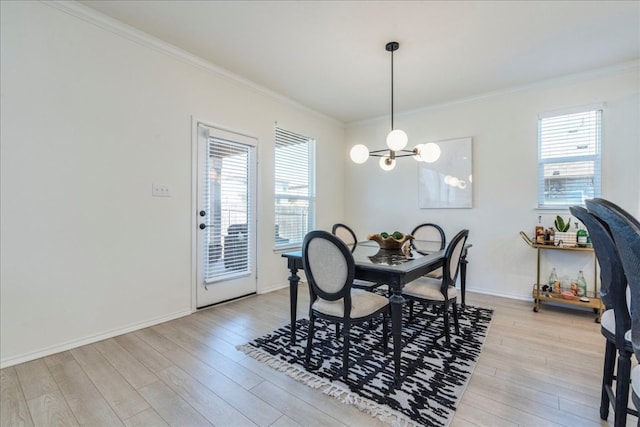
386, 42, 399, 131
391, 46, 394, 131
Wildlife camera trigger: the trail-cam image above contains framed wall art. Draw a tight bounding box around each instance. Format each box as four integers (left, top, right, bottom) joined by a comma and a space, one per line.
418, 137, 473, 209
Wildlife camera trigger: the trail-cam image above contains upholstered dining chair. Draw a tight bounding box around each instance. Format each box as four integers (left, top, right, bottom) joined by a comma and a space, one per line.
570, 206, 633, 425
631, 285, 640, 418
631, 279, 640, 421
410, 223, 446, 279
302, 230, 390, 382
331, 223, 384, 291
589, 198, 640, 229
585, 199, 640, 426
402, 229, 468, 345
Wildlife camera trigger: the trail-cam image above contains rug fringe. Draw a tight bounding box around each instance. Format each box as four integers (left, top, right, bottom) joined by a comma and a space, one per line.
237, 344, 420, 427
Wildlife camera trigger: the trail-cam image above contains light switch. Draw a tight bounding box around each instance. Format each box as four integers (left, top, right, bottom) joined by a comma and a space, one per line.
152, 183, 171, 197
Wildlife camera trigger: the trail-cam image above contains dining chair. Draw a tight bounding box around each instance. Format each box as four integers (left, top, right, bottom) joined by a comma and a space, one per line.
331, 223, 384, 291
570, 206, 633, 424
589, 198, 640, 228
410, 223, 446, 279
631, 283, 640, 420
402, 229, 468, 345
585, 199, 640, 426
302, 230, 390, 382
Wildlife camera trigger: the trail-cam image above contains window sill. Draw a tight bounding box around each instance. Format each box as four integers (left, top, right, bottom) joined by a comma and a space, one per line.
534, 205, 585, 213
273, 245, 301, 254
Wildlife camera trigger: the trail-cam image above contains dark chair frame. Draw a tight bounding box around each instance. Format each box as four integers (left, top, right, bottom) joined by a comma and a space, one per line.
410, 223, 446, 280
331, 223, 384, 291
410, 223, 446, 251
302, 230, 390, 382
570, 206, 634, 424
331, 223, 358, 252
404, 229, 469, 345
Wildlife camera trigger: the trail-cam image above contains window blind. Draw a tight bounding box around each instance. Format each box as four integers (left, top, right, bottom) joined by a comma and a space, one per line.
274, 127, 316, 249
537, 107, 602, 208
203, 137, 252, 282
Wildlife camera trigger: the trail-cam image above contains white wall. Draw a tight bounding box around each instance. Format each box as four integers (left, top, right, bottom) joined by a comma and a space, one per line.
0, 1, 344, 366
344, 65, 639, 301
2, 1, 638, 368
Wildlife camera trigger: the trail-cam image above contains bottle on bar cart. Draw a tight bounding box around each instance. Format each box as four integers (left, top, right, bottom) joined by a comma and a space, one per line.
577, 226, 588, 247
576, 270, 587, 297
549, 268, 560, 293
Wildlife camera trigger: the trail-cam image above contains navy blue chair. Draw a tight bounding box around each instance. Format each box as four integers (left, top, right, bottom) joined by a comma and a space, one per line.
570, 206, 632, 425
585, 199, 640, 426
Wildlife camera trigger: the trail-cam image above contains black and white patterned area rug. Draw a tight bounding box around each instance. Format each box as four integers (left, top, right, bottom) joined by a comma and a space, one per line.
238, 305, 493, 427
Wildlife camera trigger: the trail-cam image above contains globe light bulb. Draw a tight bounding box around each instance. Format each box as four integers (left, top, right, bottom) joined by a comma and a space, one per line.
413, 144, 426, 161
379, 156, 396, 171
350, 144, 369, 164
421, 142, 441, 163
386, 129, 408, 151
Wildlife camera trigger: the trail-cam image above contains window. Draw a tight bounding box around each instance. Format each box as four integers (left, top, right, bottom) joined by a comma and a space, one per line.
537, 105, 602, 208
274, 126, 316, 249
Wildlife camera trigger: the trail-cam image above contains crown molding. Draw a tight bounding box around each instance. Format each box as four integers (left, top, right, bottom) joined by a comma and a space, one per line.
349, 59, 640, 128
42, 0, 343, 127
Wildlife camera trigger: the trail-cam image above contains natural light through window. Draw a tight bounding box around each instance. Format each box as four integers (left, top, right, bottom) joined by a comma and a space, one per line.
274, 126, 316, 249
537, 106, 602, 208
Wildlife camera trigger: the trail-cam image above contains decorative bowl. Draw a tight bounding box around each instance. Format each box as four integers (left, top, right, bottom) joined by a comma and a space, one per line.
561, 291, 576, 300
367, 233, 414, 250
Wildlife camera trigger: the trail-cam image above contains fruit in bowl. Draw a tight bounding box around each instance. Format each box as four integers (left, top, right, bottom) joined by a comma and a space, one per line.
367, 231, 414, 250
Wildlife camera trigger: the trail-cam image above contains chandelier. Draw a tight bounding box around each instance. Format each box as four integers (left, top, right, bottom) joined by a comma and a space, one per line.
350, 42, 438, 171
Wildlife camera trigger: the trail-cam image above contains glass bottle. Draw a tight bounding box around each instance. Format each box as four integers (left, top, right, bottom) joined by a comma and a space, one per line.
549, 268, 559, 293
577, 225, 588, 247
576, 270, 587, 297
536, 216, 545, 244
547, 227, 555, 244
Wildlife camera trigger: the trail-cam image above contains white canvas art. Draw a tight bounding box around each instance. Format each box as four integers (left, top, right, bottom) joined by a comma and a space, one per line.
418, 137, 473, 209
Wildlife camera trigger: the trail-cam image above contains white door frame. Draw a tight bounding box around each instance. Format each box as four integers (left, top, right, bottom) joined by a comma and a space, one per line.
191, 117, 258, 310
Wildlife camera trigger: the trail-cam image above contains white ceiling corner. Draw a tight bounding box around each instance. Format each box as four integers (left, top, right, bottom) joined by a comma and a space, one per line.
74, 0, 640, 124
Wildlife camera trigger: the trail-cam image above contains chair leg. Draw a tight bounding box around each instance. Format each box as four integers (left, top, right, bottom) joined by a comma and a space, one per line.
382, 312, 389, 353
443, 302, 451, 345
601, 340, 615, 420
342, 321, 351, 382
335, 323, 340, 339
452, 301, 460, 335
614, 350, 631, 427
305, 315, 316, 369
408, 300, 415, 321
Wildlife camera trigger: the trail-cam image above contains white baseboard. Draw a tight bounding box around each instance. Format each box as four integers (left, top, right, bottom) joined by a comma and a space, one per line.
258, 281, 302, 294
0, 310, 192, 369
464, 286, 532, 302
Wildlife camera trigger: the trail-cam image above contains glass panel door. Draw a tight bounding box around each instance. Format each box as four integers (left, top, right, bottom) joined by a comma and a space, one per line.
196, 124, 256, 308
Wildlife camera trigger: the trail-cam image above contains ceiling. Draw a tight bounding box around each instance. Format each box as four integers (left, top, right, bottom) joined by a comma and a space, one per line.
78, 0, 640, 124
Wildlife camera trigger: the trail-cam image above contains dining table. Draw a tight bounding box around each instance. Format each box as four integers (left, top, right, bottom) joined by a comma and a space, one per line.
281, 239, 471, 385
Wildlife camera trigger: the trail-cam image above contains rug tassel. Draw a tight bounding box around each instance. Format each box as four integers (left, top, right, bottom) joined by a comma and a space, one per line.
237, 344, 421, 427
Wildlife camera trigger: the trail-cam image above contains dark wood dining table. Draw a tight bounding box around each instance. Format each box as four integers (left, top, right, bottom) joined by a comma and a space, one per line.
281, 240, 470, 385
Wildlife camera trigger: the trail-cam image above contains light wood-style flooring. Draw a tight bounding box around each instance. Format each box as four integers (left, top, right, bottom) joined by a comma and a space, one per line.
1, 287, 637, 426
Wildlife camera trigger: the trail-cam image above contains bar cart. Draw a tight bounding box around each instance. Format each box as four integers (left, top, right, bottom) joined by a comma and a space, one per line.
519, 231, 602, 323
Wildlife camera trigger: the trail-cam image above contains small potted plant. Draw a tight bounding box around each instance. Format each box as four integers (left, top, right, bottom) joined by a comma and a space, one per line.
554, 216, 576, 247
